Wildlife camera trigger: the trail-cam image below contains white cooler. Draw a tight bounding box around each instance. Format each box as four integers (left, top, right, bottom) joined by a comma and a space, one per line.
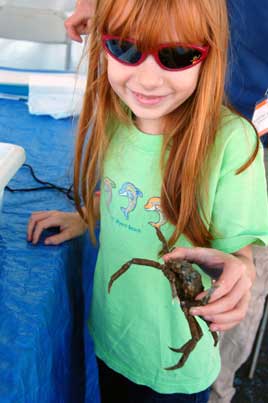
0, 142, 26, 211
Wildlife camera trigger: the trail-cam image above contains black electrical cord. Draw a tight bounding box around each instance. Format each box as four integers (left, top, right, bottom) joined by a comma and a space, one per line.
5, 163, 75, 201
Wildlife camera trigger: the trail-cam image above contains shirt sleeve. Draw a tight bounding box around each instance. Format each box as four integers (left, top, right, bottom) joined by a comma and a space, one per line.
210, 118, 268, 253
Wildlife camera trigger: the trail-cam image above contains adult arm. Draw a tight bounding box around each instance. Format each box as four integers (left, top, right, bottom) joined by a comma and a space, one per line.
64, 0, 96, 42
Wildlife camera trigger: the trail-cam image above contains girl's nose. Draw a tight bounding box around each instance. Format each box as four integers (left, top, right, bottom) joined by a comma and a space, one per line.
135, 55, 164, 89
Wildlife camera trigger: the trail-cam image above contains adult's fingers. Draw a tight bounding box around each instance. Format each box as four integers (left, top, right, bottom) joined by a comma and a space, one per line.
67, 27, 83, 42
65, 15, 81, 41
65, 16, 90, 41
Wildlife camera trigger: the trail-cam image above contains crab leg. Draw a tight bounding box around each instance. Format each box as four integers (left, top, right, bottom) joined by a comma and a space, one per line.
155, 227, 170, 254
181, 300, 219, 347
108, 258, 163, 293
165, 307, 203, 370
200, 318, 219, 346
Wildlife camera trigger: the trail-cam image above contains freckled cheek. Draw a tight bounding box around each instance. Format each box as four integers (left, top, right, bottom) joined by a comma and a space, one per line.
172, 76, 200, 100
107, 75, 128, 100
171, 66, 201, 96
107, 73, 118, 92
107, 59, 132, 90
179, 83, 197, 97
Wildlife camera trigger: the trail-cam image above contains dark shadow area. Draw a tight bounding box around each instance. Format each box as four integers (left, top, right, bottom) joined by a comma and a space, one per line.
233, 315, 268, 403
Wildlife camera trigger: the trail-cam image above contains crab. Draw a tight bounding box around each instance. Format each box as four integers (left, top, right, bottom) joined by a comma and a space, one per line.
108, 226, 218, 370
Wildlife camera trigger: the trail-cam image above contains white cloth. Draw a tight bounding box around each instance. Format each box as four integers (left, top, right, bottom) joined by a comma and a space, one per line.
28, 73, 86, 119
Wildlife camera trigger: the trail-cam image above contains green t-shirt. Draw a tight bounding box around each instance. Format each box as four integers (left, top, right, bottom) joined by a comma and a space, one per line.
88, 109, 268, 394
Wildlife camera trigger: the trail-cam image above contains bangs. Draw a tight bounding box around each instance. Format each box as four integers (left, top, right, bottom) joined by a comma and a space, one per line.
101, 0, 210, 49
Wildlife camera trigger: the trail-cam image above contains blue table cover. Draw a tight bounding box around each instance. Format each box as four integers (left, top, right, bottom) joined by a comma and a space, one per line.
0, 98, 100, 403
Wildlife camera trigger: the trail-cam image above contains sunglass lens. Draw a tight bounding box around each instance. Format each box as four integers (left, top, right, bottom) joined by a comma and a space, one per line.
105, 39, 142, 64
159, 47, 203, 69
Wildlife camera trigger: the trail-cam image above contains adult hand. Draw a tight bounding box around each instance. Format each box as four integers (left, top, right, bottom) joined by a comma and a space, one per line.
163, 245, 255, 332
27, 210, 87, 245
64, 0, 96, 42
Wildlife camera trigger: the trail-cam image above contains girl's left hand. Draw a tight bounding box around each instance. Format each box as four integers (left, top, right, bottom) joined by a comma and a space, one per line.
163, 245, 255, 332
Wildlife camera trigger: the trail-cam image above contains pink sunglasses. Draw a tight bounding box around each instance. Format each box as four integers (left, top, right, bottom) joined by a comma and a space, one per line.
102, 34, 209, 72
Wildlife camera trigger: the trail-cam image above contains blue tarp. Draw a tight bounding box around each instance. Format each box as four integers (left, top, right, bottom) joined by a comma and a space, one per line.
0, 98, 100, 402
227, 0, 268, 120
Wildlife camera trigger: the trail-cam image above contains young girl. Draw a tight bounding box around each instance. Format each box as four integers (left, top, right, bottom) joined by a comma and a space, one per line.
28, 0, 268, 401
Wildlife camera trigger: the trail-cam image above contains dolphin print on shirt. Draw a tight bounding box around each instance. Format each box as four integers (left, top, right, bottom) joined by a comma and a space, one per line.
144, 197, 167, 229
119, 182, 143, 219
103, 177, 116, 211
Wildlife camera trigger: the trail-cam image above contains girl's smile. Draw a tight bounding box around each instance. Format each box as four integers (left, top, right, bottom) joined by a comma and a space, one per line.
130, 89, 170, 106
107, 54, 201, 134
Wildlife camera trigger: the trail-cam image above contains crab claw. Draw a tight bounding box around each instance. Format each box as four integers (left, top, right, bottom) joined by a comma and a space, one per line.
108, 279, 113, 293
168, 346, 183, 353
164, 358, 184, 371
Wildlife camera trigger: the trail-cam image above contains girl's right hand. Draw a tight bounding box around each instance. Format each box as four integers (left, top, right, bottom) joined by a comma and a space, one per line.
27, 211, 88, 245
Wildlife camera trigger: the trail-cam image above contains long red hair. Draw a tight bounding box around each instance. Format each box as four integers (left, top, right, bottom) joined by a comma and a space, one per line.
74, 0, 258, 247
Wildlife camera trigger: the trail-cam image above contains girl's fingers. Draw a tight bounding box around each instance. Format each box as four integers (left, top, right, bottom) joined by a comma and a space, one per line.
210, 321, 241, 332
191, 275, 251, 317
27, 216, 37, 241
31, 216, 63, 244
164, 247, 249, 302
44, 231, 72, 245
164, 246, 229, 269
31, 210, 51, 216
209, 262, 250, 303
190, 278, 250, 317
203, 293, 250, 330
28, 212, 52, 240
164, 246, 253, 332
28, 211, 85, 245
209, 300, 249, 331
27, 211, 57, 241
